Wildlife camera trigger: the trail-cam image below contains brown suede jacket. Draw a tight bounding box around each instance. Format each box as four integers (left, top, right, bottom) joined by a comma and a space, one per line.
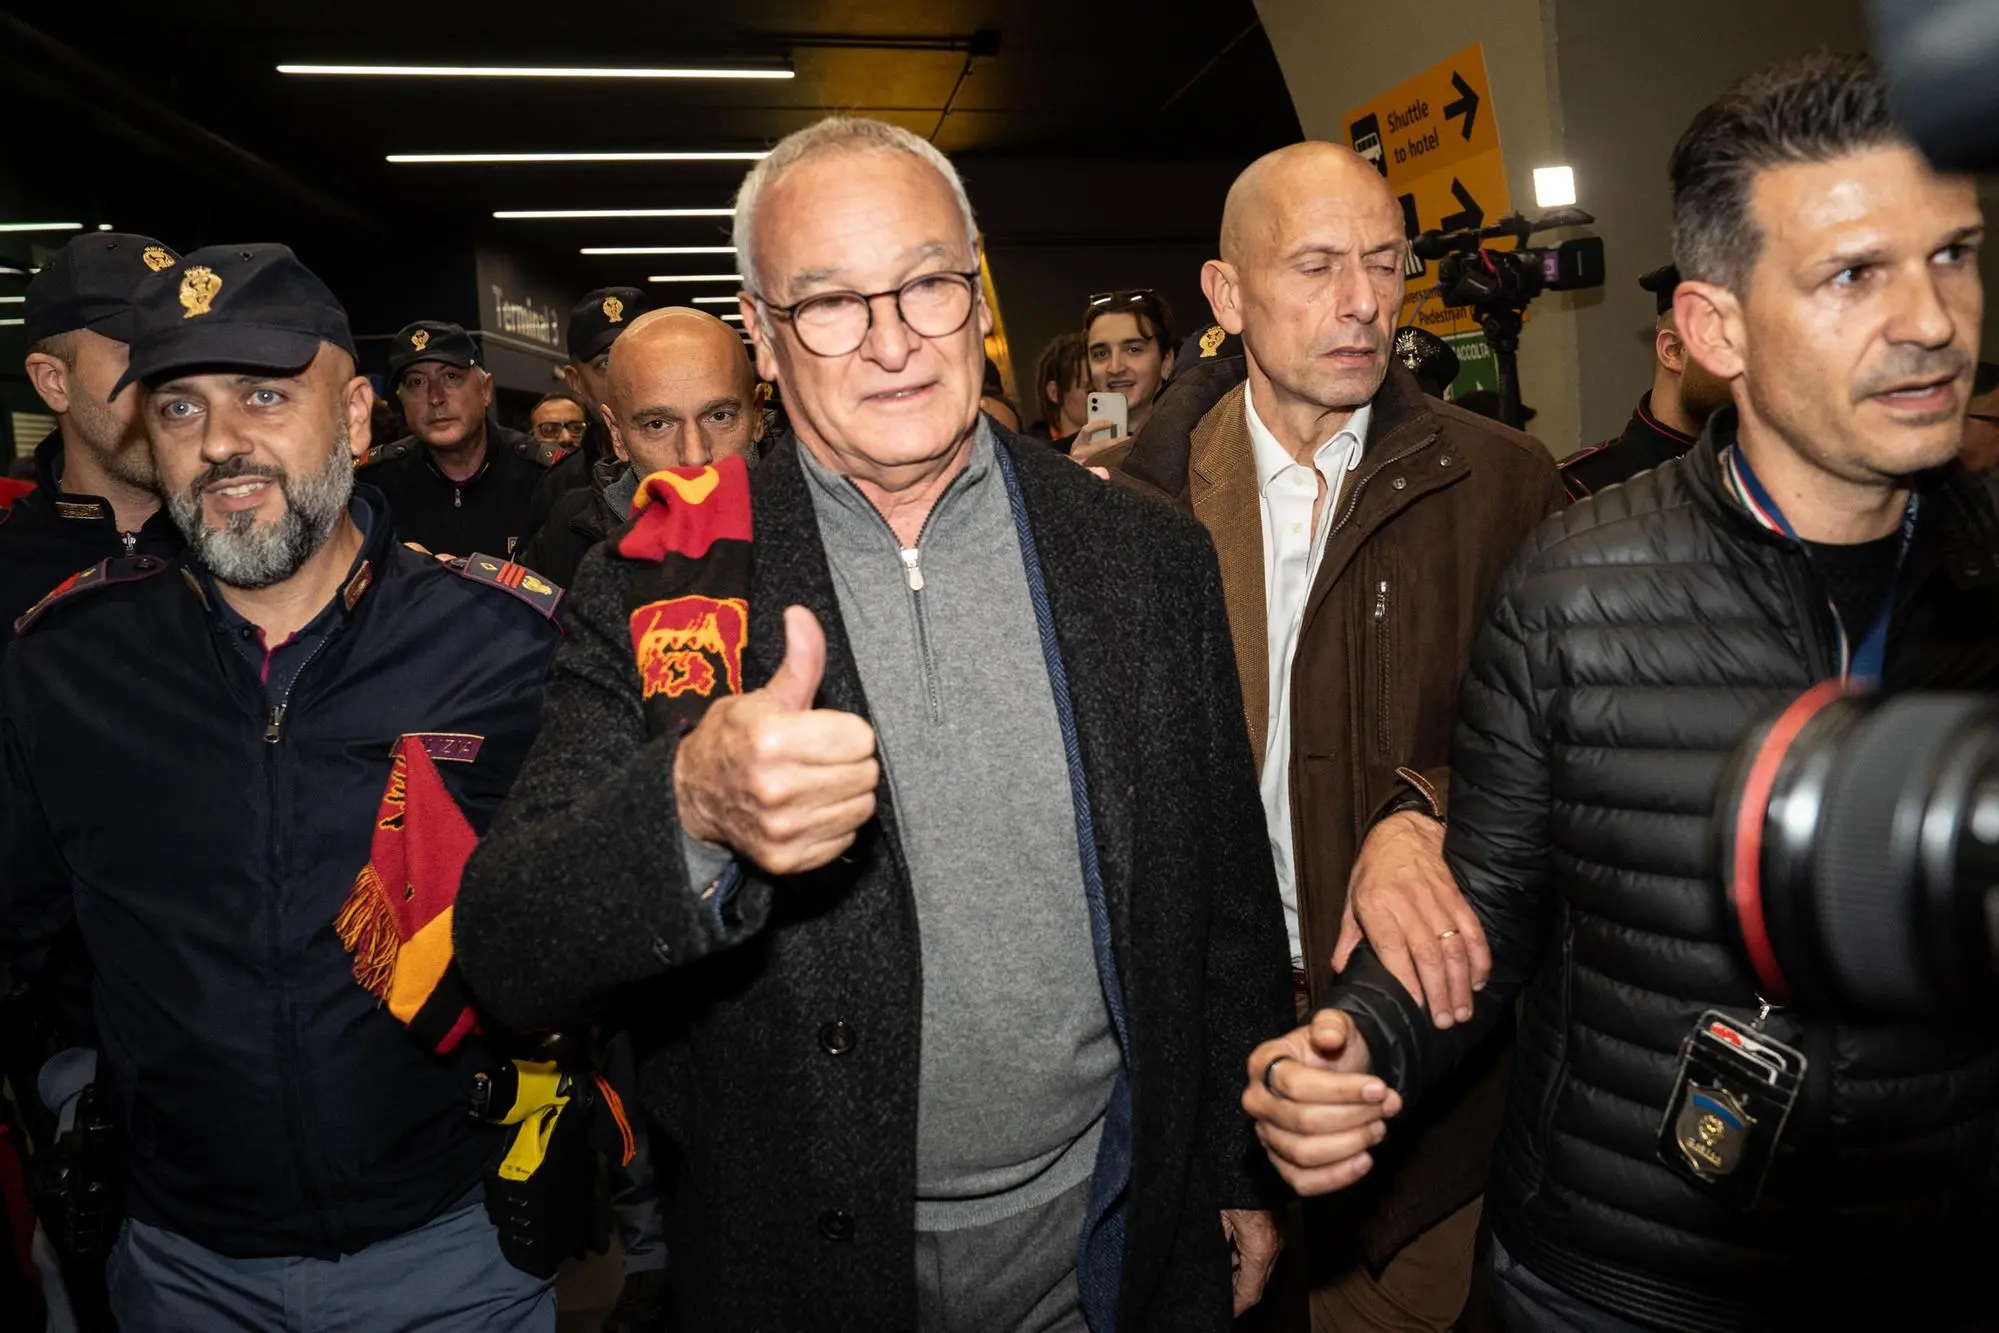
1112, 356, 1566, 1265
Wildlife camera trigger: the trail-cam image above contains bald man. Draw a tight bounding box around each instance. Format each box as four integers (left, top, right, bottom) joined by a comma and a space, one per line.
520, 307, 764, 586
1114, 142, 1565, 1332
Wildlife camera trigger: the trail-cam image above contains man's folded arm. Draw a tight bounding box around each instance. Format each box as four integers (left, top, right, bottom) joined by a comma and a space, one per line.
1332, 580, 1559, 1109
455, 547, 771, 1030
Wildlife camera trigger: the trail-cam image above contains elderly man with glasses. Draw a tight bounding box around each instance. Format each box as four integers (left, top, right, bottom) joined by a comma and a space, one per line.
453, 115, 1295, 1333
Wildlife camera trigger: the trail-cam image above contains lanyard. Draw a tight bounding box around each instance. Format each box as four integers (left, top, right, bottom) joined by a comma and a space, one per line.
1721, 446, 1917, 685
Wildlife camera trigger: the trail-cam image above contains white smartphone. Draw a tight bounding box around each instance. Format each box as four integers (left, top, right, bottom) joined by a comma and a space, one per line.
1085, 391, 1129, 439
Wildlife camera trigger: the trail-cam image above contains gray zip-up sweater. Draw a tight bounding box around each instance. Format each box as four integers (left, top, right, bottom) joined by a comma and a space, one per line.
797, 424, 1119, 1232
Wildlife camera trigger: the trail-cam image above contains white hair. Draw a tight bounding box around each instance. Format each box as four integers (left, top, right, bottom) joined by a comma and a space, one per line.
732, 116, 981, 297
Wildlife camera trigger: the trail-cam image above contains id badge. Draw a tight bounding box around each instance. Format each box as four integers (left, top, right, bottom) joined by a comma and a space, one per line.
1654, 1008, 1805, 1209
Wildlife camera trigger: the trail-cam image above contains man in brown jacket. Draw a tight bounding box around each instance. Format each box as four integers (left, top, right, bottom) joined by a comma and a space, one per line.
1113, 143, 1565, 1330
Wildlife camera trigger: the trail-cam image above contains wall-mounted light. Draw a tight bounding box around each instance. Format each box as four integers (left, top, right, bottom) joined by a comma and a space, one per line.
646, 274, 743, 283
0, 222, 82, 233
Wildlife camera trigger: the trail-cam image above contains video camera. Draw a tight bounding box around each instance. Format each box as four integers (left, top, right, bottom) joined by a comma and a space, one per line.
1409, 208, 1605, 428
1714, 688, 1999, 1021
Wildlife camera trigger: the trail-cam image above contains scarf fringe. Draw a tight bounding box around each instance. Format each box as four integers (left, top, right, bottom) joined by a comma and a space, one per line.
336, 863, 400, 1000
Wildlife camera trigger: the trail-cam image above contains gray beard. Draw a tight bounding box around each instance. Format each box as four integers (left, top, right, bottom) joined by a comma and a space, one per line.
169, 426, 355, 590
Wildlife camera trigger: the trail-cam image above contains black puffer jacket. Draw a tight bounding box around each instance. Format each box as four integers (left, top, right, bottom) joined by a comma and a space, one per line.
1333, 416, 1999, 1332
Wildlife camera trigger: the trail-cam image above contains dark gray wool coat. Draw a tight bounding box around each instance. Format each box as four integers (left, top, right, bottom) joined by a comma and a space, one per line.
454, 427, 1295, 1332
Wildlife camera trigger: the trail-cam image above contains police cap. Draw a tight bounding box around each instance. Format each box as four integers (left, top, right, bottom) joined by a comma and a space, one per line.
569, 287, 651, 363
388, 320, 480, 386
112, 243, 355, 398
1639, 263, 1681, 317
24, 232, 181, 344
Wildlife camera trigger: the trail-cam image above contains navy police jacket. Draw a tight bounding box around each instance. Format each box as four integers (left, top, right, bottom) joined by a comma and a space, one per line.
0, 487, 560, 1259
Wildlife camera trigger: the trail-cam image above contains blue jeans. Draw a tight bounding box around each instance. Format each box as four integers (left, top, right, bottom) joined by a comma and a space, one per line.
106, 1190, 555, 1333
1491, 1237, 1656, 1333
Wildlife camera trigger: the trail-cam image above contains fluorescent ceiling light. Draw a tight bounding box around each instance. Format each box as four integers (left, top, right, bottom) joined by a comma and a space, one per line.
281, 64, 791, 81
647, 274, 742, 283
0, 295, 22, 303
388, 151, 767, 164
691, 295, 737, 304
0, 222, 82, 233
0, 317, 22, 327
581, 245, 734, 255
718, 313, 744, 322
97, 223, 114, 231
494, 207, 734, 219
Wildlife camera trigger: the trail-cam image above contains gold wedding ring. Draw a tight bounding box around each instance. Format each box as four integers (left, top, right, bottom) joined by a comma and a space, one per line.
1438, 929, 1460, 941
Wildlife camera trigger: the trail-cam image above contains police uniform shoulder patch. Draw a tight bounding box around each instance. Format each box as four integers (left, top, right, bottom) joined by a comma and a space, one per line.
450, 553, 565, 625
359, 436, 416, 469
13, 554, 173, 637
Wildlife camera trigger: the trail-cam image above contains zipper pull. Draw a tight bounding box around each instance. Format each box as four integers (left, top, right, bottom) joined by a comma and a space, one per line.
1373, 579, 1388, 621
453, 488, 463, 509
265, 705, 284, 743
120, 530, 137, 556
900, 548, 924, 592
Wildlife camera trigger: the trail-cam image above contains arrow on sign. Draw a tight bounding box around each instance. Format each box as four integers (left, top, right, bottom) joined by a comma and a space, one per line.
1440, 178, 1485, 232
1444, 72, 1480, 142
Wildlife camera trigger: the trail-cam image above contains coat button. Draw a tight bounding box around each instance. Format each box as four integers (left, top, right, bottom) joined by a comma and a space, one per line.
1391, 476, 1408, 490
818, 1209, 855, 1241
1438, 454, 1454, 467
819, 1020, 856, 1055
650, 938, 673, 965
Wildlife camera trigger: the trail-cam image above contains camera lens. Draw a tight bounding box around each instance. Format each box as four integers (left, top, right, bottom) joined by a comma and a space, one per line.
1714, 690, 1999, 1019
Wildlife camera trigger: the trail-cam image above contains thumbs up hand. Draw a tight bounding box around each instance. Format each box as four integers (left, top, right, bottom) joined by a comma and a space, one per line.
673, 606, 880, 876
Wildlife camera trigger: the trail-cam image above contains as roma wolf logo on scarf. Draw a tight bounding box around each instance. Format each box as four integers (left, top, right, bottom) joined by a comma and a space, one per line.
631, 596, 748, 700
618, 458, 756, 737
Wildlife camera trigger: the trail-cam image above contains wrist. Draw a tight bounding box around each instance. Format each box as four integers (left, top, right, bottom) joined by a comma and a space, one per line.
671, 739, 720, 847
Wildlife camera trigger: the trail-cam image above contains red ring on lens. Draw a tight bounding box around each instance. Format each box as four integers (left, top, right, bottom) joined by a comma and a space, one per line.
1731, 680, 1854, 1002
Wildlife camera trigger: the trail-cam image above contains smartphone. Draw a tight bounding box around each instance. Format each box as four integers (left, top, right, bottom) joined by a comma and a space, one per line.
1085, 391, 1129, 439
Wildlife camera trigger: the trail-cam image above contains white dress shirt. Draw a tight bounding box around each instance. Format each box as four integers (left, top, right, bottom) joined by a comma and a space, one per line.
1245, 379, 1369, 965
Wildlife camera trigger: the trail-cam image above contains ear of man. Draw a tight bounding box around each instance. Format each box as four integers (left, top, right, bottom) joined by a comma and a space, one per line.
1671, 281, 1746, 384
1656, 325, 1689, 376
1202, 259, 1246, 337
23, 352, 73, 415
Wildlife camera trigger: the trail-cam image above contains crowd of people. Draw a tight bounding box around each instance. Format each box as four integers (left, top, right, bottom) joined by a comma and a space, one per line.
2, 47, 1997, 1333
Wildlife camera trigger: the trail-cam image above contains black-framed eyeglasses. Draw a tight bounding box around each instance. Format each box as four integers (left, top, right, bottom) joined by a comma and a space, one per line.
533, 420, 590, 439
756, 270, 981, 358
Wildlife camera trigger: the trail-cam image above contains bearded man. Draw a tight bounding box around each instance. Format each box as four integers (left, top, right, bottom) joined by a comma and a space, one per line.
0, 244, 564, 1332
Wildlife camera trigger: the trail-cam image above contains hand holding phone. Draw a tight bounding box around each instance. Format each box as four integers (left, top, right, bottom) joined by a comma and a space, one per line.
1085, 391, 1129, 440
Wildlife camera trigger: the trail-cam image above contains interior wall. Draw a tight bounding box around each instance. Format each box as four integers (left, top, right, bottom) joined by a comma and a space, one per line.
1253, 0, 1582, 455
1549, 0, 1872, 444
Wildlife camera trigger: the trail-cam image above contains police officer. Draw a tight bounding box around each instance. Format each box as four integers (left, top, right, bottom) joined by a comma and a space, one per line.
3, 233, 184, 643
0, 244, 561, 1331
360, 320, 561, 556
526, 286, 653, 535
1558, 262, 1733, 499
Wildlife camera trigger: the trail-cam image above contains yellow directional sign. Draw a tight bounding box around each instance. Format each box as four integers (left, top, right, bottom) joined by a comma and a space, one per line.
1343, 43, 1512, 338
